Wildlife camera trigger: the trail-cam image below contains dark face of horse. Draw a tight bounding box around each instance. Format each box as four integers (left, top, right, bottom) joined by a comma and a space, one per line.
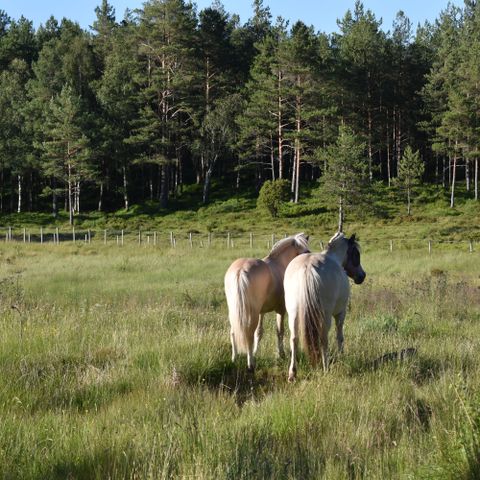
343, 235, 366, 284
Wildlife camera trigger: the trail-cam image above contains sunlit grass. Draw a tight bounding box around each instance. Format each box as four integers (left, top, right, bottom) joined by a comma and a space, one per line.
0, 241, 480, 478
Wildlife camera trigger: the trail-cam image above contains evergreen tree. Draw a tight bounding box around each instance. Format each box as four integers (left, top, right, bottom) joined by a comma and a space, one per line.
396, 145, 424, 215
39, 85, 92, 223
321, 125, 368, 232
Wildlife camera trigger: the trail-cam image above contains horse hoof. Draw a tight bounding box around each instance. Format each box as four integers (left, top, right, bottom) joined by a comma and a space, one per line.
247, 366, 255, 374
288, 373, 296, 383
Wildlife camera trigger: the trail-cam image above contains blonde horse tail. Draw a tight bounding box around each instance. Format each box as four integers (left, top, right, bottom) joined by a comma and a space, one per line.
227, 269, 253, 353
297, 266, 324, 365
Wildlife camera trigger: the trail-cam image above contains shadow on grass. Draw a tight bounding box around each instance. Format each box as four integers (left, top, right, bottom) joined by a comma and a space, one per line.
176, 352, 288, 406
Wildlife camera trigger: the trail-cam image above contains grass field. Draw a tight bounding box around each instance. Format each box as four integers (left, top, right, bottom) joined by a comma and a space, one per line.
1, 240, 480, 479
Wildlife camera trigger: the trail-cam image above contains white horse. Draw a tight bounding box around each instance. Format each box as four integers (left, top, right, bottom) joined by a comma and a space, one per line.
284, 232, 365, 381
224, 233, 310, 372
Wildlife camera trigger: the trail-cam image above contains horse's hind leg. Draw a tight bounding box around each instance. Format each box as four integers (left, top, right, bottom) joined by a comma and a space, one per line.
276, 313, 286, 359
320, 326, 329, 373
253, 314, 264, 356
334, 310, 346, 354
230, 328, 237, 362
288, 315, 298, 382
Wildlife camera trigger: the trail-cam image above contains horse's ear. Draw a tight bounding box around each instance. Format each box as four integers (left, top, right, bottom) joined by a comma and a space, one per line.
349, 234, 356, 244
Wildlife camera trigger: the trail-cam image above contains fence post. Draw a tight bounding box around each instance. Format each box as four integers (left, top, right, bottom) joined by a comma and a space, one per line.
428, 240, 432, 255
469, 240, 473, 253
170, 231, 174, 247
189, 232, 193, 248
138, 230, 141, 245
8, 226, 11, 242
84, 234, 88, 243
56, 227, 59, 244
121, 229, 124, 246
28, 232, 31, 243
88, 229, 91, 244
227, 232, 230, 248
389, 240, 393, 253
40, 227, 43, 244
72, 227, 75, 243
23, 228, 26, 243
154, 231, 157, 246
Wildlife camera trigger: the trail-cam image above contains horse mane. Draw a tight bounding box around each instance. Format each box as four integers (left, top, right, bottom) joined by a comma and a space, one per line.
327, 232, 360, 252
268, 233, 308, 258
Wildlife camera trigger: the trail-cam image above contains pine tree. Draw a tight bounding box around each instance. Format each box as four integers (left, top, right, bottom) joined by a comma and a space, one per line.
396, 145, 424, 215
39, 85, 92, 223
321, 125, 368, 231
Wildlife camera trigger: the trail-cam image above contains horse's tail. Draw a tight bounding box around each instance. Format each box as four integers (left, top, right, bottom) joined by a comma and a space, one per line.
225, 268, 254, 353
297, 265, 325, 365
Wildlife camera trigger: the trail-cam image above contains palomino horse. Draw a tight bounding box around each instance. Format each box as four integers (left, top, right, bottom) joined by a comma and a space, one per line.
224, 233, 310, 372
284, 232, 365, 381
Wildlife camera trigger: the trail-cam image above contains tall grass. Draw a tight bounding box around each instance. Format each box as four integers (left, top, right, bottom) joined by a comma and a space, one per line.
0, 242, 479, 478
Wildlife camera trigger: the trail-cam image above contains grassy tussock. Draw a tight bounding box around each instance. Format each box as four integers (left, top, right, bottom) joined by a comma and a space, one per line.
0, 242, 479, 478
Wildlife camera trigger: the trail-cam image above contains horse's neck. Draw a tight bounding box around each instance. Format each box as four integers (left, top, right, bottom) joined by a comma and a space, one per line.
326, 242, 347, 266
264, 250, 294, 273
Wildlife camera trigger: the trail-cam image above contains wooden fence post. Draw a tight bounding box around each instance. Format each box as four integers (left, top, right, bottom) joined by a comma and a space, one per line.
428, 240, 432, 255
23, 228, 26, 243
138, 230, 141, 245
121, 230, 124, 246
56, 227, 59, 244
469, 240, 473, 253
40, 227, 43, 244
227, 232, 230, 248
389, 240, 393, 253
72, 227, 75, 243
189, 232, 193, 248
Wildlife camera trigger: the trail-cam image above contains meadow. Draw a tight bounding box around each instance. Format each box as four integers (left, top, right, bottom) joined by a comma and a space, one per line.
0, 238, 479, 479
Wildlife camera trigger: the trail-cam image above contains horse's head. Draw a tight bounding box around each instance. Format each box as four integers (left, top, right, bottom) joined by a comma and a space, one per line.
343, 234, 366, 284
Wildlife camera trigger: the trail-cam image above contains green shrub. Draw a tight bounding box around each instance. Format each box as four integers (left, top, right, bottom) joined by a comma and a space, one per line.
257, 179, 290, 218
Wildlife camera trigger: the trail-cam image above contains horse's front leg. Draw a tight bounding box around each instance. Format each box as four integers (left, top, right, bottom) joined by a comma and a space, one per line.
253, 314, 264, 356
334, 310, 346, 354
276, 313, 286, 359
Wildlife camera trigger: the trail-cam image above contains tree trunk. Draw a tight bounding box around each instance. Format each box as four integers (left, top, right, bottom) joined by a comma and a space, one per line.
466, 158, 470, 192
52, 178, 57, 217
68, 164, 73, 225
270, 134, 275, 180
338, 195, 344, 232
386, 112, 391, 187
475, 158, 478, 201
123, 164, 129, 211
278, 70, 284, 179
450, 146, 457, 209
98, 181, 103, 212
203, 161, 215, 204
17, 174, 22, 213
160, 164, 168, 209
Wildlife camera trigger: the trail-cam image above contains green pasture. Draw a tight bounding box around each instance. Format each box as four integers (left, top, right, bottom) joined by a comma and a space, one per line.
0, 241, 480, 479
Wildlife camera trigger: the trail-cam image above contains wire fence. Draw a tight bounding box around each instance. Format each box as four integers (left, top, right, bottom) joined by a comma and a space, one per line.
0, 226, 478, 254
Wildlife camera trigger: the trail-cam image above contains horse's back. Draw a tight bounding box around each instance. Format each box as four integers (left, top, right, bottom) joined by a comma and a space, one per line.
284, 252, 348, 315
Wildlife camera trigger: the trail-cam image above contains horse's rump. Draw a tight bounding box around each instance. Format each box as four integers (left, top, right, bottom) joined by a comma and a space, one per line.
224, 259, 267, 353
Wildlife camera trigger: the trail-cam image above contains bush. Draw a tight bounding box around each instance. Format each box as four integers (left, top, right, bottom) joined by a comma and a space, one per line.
257, 179, 290, 217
